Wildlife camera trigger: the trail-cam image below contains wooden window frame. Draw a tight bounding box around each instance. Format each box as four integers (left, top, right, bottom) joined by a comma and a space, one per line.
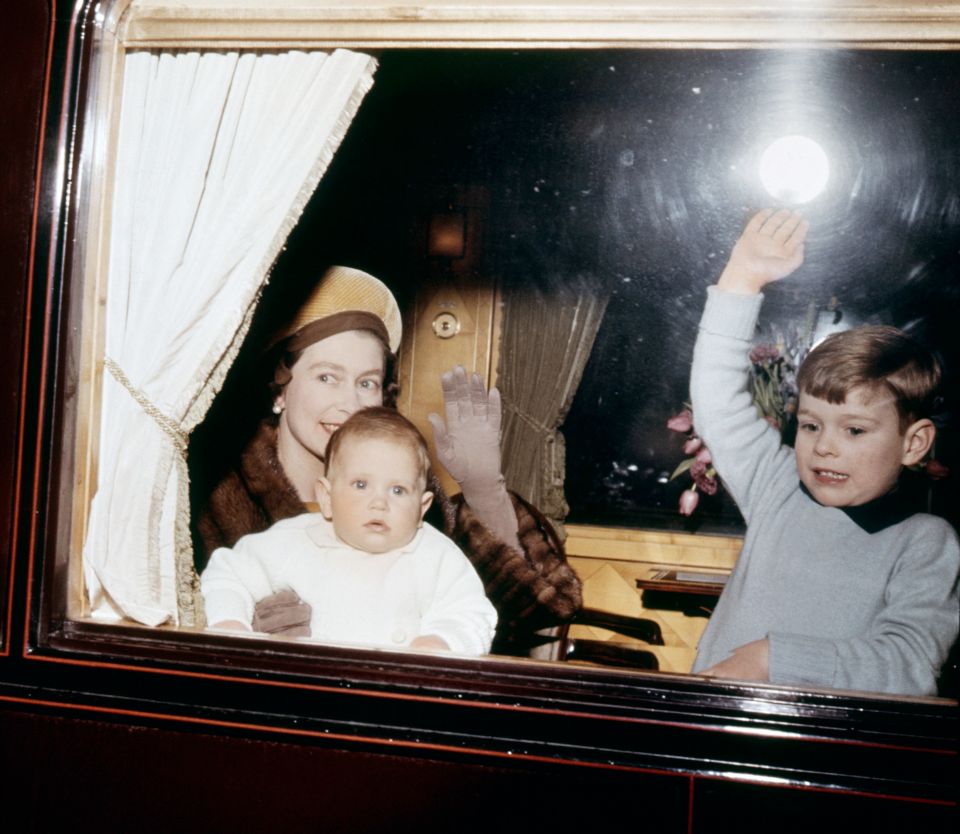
17, 0, 958, 807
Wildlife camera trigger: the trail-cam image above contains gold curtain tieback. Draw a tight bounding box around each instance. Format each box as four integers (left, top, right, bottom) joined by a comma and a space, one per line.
104, 357, 189, 454
502, 401, 554, 436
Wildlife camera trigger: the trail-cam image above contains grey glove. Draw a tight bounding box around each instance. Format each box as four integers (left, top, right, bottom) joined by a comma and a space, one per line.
428, 365, 520, 549
252, 589, 312, 637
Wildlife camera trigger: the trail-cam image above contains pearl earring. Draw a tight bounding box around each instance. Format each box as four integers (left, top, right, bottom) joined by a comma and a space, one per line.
272, 402, 283, 415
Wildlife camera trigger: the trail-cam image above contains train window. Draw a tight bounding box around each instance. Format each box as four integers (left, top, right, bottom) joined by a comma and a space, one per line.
54, 1, 958, 703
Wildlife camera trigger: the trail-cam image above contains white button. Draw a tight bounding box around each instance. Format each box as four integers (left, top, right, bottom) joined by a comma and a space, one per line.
392, 628, 407, 644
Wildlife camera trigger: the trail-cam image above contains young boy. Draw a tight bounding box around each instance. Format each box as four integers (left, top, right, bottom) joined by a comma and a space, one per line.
690, 208, 959, 696
201, 408, 497, 656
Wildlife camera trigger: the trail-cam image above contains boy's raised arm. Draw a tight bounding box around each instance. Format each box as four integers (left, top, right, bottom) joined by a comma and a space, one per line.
689, 209, 808, 682
690, 209, 809, 518
717, 208, 808, 295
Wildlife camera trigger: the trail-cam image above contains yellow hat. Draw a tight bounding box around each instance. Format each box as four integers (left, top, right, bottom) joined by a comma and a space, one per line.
276, 265, 402, 354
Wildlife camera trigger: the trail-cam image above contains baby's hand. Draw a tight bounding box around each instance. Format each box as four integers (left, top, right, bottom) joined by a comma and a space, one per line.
208, 619, 251, 632
718, 209, 809, 295
409, 634, 451, 651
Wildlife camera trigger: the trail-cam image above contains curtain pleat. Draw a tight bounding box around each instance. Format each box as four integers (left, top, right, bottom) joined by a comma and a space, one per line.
498, 281, 609, 533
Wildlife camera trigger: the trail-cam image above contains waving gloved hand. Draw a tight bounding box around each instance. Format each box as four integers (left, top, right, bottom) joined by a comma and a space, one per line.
428, 366, 520, 549
428, 366, 504, 487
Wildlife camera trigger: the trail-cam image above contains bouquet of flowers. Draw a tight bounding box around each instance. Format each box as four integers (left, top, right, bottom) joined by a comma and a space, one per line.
667, 314, 812, 516
666, 407, 718, 516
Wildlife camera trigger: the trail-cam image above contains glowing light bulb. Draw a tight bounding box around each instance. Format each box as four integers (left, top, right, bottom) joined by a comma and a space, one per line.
758, 135, 829, 204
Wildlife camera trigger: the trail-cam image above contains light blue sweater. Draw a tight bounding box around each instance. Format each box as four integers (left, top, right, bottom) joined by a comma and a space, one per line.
690, 287, 959, 696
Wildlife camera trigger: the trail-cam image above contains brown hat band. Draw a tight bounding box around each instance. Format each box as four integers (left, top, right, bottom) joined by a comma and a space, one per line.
285, 310, 392, 355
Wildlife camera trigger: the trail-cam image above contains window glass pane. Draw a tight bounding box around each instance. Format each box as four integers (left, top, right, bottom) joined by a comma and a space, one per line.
185, 47, 959, 697
195, 48, 959, 537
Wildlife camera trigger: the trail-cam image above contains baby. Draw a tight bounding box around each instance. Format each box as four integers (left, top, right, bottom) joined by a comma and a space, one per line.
202, 407, 497, 655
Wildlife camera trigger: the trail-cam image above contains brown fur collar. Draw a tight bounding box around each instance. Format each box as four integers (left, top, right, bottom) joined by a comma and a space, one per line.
448, 492, 582, 645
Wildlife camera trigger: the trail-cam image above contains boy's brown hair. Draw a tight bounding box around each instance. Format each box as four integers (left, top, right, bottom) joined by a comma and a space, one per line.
797, 325, 941, 430
324, 407, 432, 491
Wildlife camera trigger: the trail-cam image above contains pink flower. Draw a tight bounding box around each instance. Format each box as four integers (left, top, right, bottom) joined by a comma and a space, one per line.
695, 446, 712, 465
690, 460, 707, 480
764, 415, 780, 430
696, 473, 719, 495
925, 459, 950, 480
683, 436, 703, 455
667, 409, 693, 433
750, 343, 780, 364
678, 488, 699, 516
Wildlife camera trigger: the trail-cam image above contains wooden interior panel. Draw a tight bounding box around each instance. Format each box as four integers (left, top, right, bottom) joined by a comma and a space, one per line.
397, 187, 501, 497
566, 526, 741, 672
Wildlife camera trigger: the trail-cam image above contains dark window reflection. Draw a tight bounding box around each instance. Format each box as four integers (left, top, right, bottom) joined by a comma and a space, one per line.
196, 49, 960, 536
559, 50, 960, 533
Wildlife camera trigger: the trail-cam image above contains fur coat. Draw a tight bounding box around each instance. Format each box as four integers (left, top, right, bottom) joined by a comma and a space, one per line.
196, 420, 582, 650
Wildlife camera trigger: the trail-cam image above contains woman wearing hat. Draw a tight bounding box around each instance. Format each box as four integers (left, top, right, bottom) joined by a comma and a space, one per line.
196, 266, 581, 653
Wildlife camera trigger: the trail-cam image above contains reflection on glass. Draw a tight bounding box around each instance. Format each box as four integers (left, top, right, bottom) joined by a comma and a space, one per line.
759, 135, 829, 204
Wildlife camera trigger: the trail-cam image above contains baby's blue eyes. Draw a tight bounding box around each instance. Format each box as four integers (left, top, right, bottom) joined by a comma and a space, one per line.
348, 480, 409, 495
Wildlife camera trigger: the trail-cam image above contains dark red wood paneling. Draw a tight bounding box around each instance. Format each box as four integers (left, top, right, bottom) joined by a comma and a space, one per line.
0, 1, 51, 649
0, 709, 689, 834
691, 775, 957, 833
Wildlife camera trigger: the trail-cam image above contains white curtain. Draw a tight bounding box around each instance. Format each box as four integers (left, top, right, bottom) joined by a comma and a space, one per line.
83, 48, 377, 627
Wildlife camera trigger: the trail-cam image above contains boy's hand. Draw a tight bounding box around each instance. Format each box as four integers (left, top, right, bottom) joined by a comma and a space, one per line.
718, 209, 809, 295
700, 638, 770, 682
